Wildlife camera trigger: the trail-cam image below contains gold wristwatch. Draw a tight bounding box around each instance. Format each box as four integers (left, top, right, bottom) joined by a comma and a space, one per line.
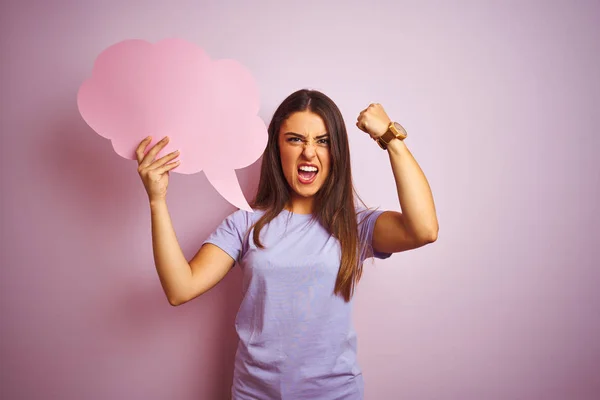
377, 121, 407, 150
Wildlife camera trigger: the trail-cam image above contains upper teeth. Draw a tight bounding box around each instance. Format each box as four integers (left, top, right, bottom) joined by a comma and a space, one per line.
299, 166, 318, 172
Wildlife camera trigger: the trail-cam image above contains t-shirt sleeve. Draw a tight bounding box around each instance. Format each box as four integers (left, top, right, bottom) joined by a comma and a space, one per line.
202, 210, 248, 265
357, 207, 393, 262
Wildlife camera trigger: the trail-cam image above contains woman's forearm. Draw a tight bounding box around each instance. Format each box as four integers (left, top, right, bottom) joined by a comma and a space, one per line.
387, 139, 438, 241
149, 199, 193, 305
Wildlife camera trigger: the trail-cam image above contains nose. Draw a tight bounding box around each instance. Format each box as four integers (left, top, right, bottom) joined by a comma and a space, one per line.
302, 141, 317, 159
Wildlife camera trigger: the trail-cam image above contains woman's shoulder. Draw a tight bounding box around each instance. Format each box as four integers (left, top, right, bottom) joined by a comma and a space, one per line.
355, 203, 383, 223
220, 208, 267, 230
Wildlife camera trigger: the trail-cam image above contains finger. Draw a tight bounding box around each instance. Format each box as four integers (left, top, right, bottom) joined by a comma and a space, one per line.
356, 121, 367, 133
135, 136, 152, 164
148, 149, 180, 170
140, 136, 170, 168
156, 160, 181, 175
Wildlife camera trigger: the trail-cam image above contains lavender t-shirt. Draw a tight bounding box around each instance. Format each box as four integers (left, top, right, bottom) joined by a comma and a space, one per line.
203, 207, 391, 400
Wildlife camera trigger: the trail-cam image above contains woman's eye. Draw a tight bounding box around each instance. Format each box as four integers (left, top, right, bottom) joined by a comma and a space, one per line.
318, 139, 330, 145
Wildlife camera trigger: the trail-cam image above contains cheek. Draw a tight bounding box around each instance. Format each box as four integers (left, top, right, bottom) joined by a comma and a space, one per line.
319, 152, 332, 176
279, 147, 296, 176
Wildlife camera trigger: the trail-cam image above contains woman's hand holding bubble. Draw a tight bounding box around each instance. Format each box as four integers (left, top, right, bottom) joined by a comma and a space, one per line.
135, 136, 180, 203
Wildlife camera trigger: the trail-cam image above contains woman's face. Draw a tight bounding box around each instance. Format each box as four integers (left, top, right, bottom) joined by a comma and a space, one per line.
278, 111, 331, 201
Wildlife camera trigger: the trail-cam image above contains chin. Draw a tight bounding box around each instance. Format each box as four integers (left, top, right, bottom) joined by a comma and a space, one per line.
291, 179, 325, 198
295, 188, 320, 198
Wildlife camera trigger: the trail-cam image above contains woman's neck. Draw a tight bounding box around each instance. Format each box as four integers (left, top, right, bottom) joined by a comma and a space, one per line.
286, 196, 314, 215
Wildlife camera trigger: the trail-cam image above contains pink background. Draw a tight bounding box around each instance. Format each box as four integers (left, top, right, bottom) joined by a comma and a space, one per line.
1, 1, 599, 399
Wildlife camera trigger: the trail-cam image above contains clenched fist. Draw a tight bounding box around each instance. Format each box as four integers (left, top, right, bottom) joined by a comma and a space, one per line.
356, 103, 392, 140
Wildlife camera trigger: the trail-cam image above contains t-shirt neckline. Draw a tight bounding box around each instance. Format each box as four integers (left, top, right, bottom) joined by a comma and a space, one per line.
281, 209, 314, 219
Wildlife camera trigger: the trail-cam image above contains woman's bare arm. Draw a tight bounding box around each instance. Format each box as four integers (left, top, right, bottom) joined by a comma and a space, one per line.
149, 199, 235, 306
136, 136, 234, 306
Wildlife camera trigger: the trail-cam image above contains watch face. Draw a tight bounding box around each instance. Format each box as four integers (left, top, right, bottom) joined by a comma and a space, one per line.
393, 122, 407, 137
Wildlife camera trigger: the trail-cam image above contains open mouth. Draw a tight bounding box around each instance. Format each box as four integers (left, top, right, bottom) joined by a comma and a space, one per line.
297, 164, 319, 184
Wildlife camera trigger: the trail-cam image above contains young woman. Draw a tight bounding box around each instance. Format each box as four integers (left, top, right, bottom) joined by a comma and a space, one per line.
135, 89, 438, 399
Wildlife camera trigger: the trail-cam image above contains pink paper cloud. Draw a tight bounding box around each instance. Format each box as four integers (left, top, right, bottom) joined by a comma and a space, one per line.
77, 38, 267, 211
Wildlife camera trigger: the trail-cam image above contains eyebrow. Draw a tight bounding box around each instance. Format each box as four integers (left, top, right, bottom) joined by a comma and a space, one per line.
283, 132, 330, 139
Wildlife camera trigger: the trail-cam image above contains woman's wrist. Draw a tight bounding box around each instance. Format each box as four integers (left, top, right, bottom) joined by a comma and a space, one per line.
149, 197, 168, 209
385, 137, 408, 156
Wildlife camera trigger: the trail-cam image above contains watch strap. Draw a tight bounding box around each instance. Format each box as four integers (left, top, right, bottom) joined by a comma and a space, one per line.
377, 122, 407, 150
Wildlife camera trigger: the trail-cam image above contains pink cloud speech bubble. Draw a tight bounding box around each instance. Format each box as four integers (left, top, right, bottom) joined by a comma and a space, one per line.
77, 38, 268, 211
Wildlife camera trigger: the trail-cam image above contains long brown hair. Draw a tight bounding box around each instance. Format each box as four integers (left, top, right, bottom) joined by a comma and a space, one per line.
250, 89, 367, 302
